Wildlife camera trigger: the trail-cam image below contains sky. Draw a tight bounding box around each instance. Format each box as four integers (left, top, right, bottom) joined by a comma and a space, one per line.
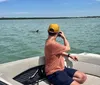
0, 0, 100, 17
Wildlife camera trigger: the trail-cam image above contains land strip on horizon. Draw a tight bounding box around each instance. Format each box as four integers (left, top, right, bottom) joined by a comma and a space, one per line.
0, 16, 100, 20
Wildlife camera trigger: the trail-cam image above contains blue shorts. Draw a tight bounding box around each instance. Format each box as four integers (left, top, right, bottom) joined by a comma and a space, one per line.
47, 67, 77, 85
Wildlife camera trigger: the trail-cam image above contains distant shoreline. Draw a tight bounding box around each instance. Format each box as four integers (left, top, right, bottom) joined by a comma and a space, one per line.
0, 16, 100, 20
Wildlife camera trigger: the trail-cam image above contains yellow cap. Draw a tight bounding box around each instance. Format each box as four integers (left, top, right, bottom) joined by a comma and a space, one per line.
48, 24, 60, 33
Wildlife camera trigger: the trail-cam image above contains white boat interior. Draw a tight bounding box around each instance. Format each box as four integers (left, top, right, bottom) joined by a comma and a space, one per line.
0, 53, 100, 85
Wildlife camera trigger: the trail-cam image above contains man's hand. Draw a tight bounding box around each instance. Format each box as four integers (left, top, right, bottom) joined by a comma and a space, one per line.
59, 31, 66, 39
60, 52, 78, 61
70, 56, 78, 61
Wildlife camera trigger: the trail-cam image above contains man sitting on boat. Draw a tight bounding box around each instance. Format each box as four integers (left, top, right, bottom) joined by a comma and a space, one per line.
44, 24, 87, 85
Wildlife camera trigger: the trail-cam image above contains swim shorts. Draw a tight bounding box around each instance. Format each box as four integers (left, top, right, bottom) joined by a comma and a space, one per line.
47, 67, 77, 85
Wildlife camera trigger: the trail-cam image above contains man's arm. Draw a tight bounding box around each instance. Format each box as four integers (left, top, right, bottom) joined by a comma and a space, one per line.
61, 52, 78, 61
63, 37, 70, 51
60, 31, 70, 51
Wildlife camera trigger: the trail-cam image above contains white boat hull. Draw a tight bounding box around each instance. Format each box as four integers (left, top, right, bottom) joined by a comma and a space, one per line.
0, 53, 100, 85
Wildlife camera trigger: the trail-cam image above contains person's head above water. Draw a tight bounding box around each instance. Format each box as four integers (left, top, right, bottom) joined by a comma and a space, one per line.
48, 24, 60, 36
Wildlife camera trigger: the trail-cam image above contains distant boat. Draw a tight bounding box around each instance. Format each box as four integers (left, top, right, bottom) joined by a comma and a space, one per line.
0, 53, 100, 85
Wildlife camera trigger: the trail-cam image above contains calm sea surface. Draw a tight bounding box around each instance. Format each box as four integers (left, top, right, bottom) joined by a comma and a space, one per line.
0, 18, 100, 63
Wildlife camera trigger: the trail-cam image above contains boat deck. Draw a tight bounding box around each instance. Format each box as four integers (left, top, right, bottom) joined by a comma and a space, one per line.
0, 54, 100, 85
82, 74, 100, 85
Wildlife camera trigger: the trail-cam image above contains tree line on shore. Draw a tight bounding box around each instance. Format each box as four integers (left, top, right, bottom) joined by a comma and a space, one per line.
0, 16, 100, 20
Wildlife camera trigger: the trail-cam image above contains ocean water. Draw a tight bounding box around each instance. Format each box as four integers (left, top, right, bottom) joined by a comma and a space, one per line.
0, 18, 100, 64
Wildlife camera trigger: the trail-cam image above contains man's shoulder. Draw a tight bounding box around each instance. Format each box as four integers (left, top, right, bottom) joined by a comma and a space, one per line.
45, 41, 57, 48
46, 41, 53, 46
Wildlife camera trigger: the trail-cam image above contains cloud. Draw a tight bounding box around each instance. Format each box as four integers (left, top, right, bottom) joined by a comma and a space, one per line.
0, 0, 8, 3
96, 0, 100, 1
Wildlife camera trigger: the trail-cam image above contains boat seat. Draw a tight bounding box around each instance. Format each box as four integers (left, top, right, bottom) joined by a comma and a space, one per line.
39, 74, 100, 85
83, 74, 100, 85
